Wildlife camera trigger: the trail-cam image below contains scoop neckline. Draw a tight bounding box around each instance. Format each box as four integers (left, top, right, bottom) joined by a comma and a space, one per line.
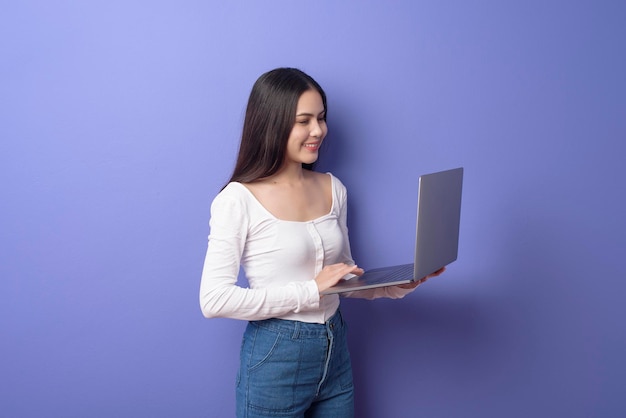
232, 173, 336, 223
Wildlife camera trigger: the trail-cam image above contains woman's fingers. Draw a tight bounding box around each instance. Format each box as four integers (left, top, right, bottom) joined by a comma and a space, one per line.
315, 263, 361, 292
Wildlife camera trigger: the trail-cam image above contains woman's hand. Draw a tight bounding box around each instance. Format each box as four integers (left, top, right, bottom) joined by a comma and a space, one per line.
315, 263, 364, 293
397, 266, 446, 289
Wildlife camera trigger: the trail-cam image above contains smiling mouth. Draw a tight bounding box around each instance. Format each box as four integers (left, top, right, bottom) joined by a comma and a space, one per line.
304, 142, 320, 150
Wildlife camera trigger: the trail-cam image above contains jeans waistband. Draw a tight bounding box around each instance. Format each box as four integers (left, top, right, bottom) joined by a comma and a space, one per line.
250, 309, 344, 339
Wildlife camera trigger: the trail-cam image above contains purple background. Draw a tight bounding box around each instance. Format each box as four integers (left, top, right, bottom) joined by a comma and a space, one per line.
2, 1, 625, 417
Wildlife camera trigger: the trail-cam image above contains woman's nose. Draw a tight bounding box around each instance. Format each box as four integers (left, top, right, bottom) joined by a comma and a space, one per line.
310, 120, 324, 138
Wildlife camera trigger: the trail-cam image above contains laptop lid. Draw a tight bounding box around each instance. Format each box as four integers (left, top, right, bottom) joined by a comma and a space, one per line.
412, 167, 463, 279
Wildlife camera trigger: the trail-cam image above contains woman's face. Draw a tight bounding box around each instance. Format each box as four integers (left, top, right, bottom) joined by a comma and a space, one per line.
284, 89, 327, 167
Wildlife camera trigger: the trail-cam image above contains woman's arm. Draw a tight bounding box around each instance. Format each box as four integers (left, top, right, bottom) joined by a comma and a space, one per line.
199, 192, 320, 320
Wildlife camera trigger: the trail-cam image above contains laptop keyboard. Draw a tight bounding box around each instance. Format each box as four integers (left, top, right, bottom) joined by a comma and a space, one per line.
377, 264, 414, 283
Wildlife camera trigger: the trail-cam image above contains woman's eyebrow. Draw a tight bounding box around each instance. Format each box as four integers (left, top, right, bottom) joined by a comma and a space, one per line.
296, 111, 326, 117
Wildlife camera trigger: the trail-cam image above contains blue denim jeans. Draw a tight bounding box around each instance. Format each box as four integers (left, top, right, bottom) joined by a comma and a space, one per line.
236, 309, 354, 417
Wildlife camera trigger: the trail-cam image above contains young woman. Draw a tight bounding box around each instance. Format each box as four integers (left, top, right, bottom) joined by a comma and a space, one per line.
200, 68, 444, 417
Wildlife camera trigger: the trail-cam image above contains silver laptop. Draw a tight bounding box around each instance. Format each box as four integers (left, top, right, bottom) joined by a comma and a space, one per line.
321, 167, 463, 295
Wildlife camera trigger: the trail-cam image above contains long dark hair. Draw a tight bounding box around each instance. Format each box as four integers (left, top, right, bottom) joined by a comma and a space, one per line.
227, 68, 327, 184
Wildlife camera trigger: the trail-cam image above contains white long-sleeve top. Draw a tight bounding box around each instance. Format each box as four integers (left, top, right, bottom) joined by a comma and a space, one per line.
199, 173, 413, 324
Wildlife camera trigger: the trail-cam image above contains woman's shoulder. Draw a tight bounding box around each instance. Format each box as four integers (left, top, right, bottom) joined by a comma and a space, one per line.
216, 181, 249, 199
211, 182, 252, 211
315, 171, 348, 209
321, 171, 347, 194
304, 170, 347, 195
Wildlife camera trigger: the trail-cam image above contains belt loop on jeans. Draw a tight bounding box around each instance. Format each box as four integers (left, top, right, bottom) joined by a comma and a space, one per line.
292, 320, 300, 339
